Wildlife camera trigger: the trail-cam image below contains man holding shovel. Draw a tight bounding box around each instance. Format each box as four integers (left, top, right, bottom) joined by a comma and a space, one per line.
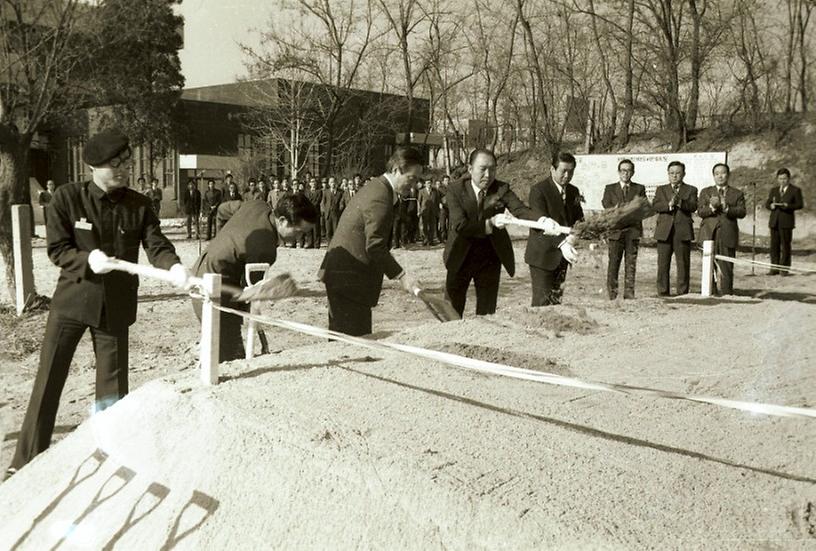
191, 193, 318, 361
8, 128, 192, 477
319, 146, 425, 336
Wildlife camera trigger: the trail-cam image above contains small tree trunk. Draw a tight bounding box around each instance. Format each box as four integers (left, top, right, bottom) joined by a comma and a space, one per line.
0, 125, 35, 299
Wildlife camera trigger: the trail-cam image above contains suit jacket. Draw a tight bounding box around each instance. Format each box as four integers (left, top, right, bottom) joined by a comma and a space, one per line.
181, 188, 202, 215
765, 184, 804, 229
697, 185, 746, 248
444, 178, 533, 277
321, 189, 344, 217
652, 182, 698, 242
306, 189, 323, 212
319, 176, 403, 307
418, 188, 439, 215
601, 181, 647, 240
47, 181, 180, 331
524, 177, 585, 270
203, 188, 222, 213
193, 200, 278, 287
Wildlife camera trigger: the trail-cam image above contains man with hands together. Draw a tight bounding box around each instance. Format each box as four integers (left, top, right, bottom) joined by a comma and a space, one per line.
8, 129, 191, 478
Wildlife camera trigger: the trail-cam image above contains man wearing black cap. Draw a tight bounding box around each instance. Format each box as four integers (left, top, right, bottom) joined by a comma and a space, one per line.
6, 128, 193, 478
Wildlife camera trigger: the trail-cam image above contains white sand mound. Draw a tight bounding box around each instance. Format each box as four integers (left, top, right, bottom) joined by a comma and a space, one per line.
1, 304, 815, 549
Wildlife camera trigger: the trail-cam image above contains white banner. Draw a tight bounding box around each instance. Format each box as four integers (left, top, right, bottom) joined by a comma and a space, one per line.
573, 152, 728, 210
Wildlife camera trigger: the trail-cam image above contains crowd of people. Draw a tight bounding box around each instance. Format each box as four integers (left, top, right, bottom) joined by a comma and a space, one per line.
168, 171, 455, 250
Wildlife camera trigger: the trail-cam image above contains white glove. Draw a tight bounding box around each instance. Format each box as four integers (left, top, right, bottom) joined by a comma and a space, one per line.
169, 263, 194, 290
490, 212, 511, 229
399, 272, 422, 296
536, 216, 562, 236
564, 233, 578, 246
88, 249, 114, 274
559, 240, 578, 264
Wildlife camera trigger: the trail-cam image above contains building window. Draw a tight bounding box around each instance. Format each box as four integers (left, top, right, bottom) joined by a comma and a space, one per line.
238, 133, 254, 158
67, 136, 86, 183
163, 148, 176, 193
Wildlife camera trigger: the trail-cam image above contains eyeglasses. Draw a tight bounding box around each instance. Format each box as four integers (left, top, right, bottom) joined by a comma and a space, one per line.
109, 147, 132, 168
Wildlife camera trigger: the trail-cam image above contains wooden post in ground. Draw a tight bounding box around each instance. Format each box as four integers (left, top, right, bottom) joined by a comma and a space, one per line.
701, 240, 714, 297
11, 205, 35, 315
243, 263, 269, 360
200, 273, 222, 385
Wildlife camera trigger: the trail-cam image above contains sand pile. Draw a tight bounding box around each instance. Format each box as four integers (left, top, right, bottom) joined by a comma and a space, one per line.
1, 306, 815, 549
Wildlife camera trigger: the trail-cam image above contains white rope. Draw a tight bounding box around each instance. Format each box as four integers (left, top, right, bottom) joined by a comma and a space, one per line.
213, 305, 816, 420
713, 254, 816, 273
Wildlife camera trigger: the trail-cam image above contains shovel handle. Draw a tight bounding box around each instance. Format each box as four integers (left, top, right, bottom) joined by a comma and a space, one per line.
505, 218, 572, 234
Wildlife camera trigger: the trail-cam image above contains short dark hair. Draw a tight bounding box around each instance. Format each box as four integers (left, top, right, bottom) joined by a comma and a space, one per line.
618, 159, 634, 172
668, 161, 685, 171
776, 168, 791, 177
274, 192, 319, 225
207, 179, 215, 185
551, 151, 577, 169
137, 176, 146, 182
712, 162, 730, 174
151, 177, 159, 184
248, 178, 257, 184
386, 146, 424, 173
468, 148, 496, 165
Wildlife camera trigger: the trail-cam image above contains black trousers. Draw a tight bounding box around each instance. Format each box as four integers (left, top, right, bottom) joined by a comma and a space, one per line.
445, 239, 501, 317
437, 208, 448, 242
192, 294, 247, 362
326, 288, 372, 336
656, 228, 691, 295
308, 217, 321, 248
713, 235, 736, 295
326, 213, 340, 242
186, 213, 200, 238
421, 212, 437, 244
206, 210, 218, 240
607, 236, 639, 299
12, 311, 128, 469
770, 227, 793, 272
530, 259, 569, 306
392, 218, 404, 248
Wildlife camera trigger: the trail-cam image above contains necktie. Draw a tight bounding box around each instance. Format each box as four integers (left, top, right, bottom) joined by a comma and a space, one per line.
622, 184, 628, 200
477, 189, 485, 213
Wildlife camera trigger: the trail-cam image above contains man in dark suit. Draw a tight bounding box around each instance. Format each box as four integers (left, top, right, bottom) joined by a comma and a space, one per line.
319, 147, 424, 336
192, 194, 317, 361
304, 177, 323, 248
444, 149, 542, 317
203, 179, 222, 240
436, 177, 449, 242
524, 152, 585, 306
698, 163, 746, 295
418, 179, 440, 246
653, 161, 698, 296
181, 179, 202, 239
601, 159, 647, 299
146, 177, 163, 215
321, 179, 344, 242
8, 128, 191, 476
765, 167, 804, 275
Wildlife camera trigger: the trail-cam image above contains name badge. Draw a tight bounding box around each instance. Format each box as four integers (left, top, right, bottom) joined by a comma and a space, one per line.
74, 218, 92, 231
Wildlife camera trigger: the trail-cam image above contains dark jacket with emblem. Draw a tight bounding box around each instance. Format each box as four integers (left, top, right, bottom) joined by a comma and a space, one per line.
47, 181, 181, 331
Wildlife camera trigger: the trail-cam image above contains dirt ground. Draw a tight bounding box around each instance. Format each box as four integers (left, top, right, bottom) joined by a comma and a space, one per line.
1, 223, 815, 548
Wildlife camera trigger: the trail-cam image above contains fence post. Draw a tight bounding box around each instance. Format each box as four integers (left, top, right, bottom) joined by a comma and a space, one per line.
701, 240, 714, 297
11, 205, 35, 315
200, 273, 221, 385
243, 263, 269, 360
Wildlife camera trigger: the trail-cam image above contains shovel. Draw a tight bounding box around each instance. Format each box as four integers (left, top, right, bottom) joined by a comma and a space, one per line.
412, 287, 460, 322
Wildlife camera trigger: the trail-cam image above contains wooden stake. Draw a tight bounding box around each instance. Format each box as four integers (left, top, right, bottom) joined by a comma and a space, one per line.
200, 273, 221, 385
701, 240, 714, 297
244, 263, 270, 360
11, 205, 35, 316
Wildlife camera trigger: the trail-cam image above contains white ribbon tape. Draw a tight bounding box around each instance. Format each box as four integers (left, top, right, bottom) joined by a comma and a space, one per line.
213, 305, 816, 420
